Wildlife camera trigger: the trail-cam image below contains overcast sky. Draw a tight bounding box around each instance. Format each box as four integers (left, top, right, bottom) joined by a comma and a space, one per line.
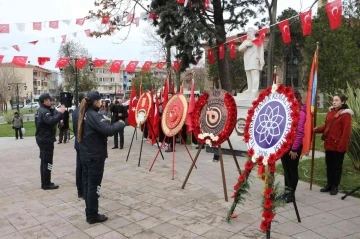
0, 0, 319, 71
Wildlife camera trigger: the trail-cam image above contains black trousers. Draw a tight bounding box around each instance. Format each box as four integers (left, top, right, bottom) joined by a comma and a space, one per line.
114, 128, 124, 147
14, 127, 23, 139
37, 143, 54, 186
82, 157, 105, 220
76, 149, 83, 194
281, 146, 302, 192
325, 151, 345, 187
59, 128, 68, 142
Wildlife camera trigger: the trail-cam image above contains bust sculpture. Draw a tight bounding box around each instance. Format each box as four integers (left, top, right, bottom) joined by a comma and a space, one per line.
238, 27, 265, 93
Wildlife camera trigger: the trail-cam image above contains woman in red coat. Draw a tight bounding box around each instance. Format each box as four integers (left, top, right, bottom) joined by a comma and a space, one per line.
315, 94, 353, 195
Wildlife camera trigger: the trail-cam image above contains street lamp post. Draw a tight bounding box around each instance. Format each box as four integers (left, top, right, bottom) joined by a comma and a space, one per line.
59, 58, 94, 107
8, 83, 27, 112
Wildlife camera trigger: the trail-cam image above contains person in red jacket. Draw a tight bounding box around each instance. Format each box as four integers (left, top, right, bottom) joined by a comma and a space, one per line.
315, 93, 353, 195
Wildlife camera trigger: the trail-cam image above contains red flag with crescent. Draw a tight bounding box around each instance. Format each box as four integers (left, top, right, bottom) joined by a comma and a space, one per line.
300, 10, 312, 36
128, 84, 137, 127
0, 55, 4, 64
49, 21, 59, 29
155, 62, 166, 69
173, 60, 181, 71
240, 35, 247, 42
163, 76, 169, 108
75, 58, 88, 69
38, 57, 50, 66
101, 16, 110, 24
325, 0, 342, 30
186, 78, 195, 134
93, 59, 107, 67
218, 44, 225, 60
142, 61, 152, 71
12, 56, 28, 67
208, 48, 215, 64
110, 60, 123, 73
12, 45, 20, 52
278, 20, 291, 44
228, 40, 236, 59
0, 24, 10, 33
252, 28, 268, 47
152, 93, 160, 139
33, 22, 42, 31
55, 58, 70, 68
125, 61, 139, 73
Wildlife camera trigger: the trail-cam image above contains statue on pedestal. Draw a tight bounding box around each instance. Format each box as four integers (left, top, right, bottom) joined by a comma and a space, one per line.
238, 28, 265, 93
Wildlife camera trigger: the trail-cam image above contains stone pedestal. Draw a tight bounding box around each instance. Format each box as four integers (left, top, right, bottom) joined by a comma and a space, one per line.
206, 92, 258, 156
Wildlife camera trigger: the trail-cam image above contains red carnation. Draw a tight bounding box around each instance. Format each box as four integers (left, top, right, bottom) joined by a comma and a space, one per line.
265, 87, 272, 94
269, 164, 276, 172
276, 84, 285, 93
284, 86, 291, 94
231, 192, 237, 198
247, 148, 255, 157
263, 199, 273, 210
238, 174, 246, 182
247, 108, 255, 116
234, 183, 240, 190
258, 165, 265, 176
257, 156, 264, 165
285, 132, 295, 142
262, 210, 275, 222
258, 92, 266, 100
252, 100, 259, 108
264, 188, 274, 198
281, 142, 290, 152
243, 133, 250, 142
245, 161, 254, 171
268, 154, 276, 165
260, 220, 270, 231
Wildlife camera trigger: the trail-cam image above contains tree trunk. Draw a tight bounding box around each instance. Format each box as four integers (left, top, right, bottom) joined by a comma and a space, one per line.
213, 0, 231, 92
267, 0, 278, 86
176, 70, 181, 93
165, 38, 172, 88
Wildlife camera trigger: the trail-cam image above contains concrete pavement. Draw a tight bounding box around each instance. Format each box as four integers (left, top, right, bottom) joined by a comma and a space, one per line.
0, 127, 359, 238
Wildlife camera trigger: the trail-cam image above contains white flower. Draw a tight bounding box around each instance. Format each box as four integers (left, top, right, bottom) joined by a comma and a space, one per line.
198, 134, 205, 139
251, 154, 258, 163
271, 84, 278, 93
212, 136, 219, 141
262, 156, 269, 166
205, 139, 212, 147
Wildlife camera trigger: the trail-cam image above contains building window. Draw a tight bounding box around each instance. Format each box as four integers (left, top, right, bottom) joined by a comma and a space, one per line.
285, 57, 299, 87
110, 78, 114, 82
109, 87, 112, 91
33, 71, 37, 76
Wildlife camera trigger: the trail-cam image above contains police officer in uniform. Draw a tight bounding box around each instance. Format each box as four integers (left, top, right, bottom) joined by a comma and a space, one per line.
77, 91, 125, 224
35, 93, 65, 190
111, 100, 128, 149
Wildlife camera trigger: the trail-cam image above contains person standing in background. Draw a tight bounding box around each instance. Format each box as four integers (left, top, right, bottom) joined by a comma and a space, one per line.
12, 112, 23, 140
72, 93, 86, 199
315, 93, 353, 195
111, 100, 128, 149
58, 110, 69, 144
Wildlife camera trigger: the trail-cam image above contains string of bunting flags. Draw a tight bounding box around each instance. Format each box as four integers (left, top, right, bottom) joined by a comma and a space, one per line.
0, 54, 183, 73
206, 0, 342, 64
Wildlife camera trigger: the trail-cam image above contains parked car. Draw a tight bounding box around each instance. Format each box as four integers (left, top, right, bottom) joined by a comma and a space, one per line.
56, 104, 76, 113
24, 102, 39, 109
11, 103, 24, 109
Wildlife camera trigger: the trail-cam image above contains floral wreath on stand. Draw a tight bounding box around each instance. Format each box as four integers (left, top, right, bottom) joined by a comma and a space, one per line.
192, 91, 237, 147
226, 84, 300, 232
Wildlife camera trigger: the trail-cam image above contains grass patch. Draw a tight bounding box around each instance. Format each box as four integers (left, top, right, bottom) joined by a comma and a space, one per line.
277, 155, 360, 197
0, 121, 73, 137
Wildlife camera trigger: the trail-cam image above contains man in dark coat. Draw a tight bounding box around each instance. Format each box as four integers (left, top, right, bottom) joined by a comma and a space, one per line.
111, 100, 128, 149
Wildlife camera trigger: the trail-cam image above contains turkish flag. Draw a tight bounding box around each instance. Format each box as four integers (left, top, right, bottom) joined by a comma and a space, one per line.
128, 84, 138, 127
177, 0, 184, 4
125, 61, 139, 73
134, 18, 140, 27
278, 19, 291, 44
142, 61, 152, 71
109, 60, 123, 73
127, 13, 134, 23
228, 40, 236, 59
151, 93, 160, 140
0, 55, 4, 64
218, 44, 225, 60
155, 62, 166, 69
300, 10, 312, 36
240, 35, 247, 42
0, 24, 10, 33
12, 45, 20, 52
12, 56, 28, 67
204, 0, 210, 10
38, 57, 50, 66
173, 60, 181, 71
93, 59, 107, 67
29, 41, 38, 45
325, 0, 342, 30
252, 28, 268, 46
76, 18, 85, 26
55, 58, 70, 68
101, 16, 110, 24
185, 78, 195, 134
84, 29, 91, 37
208, 48, 215, 64
149, 12, 158, 21
33, 22, 42, 31
163, 76, 169, 108
61, 35, 67, 44
75, 58, 88, 69
49, 21, 59, 29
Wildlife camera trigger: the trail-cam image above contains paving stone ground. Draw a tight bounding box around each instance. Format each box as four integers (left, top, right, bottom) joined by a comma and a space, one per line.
1, 127, 360, 239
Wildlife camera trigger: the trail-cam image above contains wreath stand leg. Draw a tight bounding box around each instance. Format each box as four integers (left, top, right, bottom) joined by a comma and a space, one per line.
227, 139, 242, 175
218, 145, 229, 202
137, 126, 145, 167
126, 127, 138, 162
149, 136, 168, 171
283, 162, 301, 223
182, 144, 204, 189
172, 136, 176, 180
147, 120, 165, 160
135, 127, 138, 140
266, 223, 271, 239
178, 133, 197, 169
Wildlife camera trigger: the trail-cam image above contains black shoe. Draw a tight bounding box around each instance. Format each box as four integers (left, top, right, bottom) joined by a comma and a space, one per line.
78, 192, 84, 199
112, 146, 118, 149
87, 214, 108, 224
165, 148, 174, 153
330, 187, 338, 195
284, 193, 294, 203
42, 184, 59, 190
58, 141, 62, 144
276, 192, 288, 201
320, 185, 332, 192
120, 146, 123, 149
213, 155, 219, 162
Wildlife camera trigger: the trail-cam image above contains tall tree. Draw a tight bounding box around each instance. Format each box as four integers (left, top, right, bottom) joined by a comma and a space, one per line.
58, 41, 98, 93
303, 5, 360, 93
131, 71, 163, 93
0, 67, 22, 112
